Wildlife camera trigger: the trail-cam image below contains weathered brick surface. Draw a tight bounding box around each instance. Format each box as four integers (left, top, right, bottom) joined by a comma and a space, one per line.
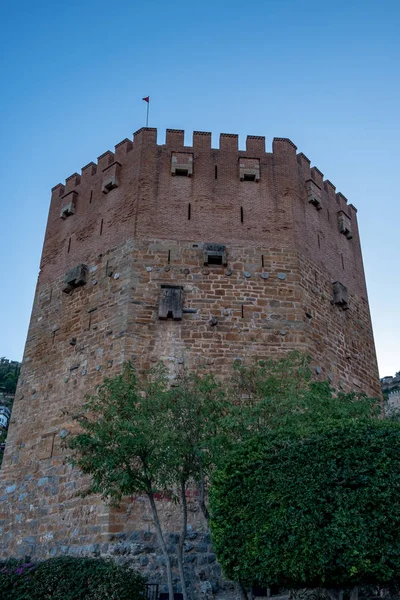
0, 129, 380, 587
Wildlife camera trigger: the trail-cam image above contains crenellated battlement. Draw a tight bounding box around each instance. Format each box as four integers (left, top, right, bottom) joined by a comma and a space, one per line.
44, 126, 364, 300
54, 129, 354, 211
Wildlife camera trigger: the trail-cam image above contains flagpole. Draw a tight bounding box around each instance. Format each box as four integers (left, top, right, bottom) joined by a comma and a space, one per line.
142, 96, 150, 127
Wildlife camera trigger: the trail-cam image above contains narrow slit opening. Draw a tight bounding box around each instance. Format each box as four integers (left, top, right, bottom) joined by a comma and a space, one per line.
100, 219, 104, 235
317, 234, 321, 249
168, 250, 171, 264
240, 207, 244, 223
215, 165, 218, 179
241, 305, 244, 318
261, 254, 264, 268
89, 190, 93, 204
67, 237, 71, 253
188, 203, 191, 220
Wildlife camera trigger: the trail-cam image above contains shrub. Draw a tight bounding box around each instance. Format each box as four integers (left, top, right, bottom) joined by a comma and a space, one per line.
210, 421, 400, 590
0, 556, 145, 600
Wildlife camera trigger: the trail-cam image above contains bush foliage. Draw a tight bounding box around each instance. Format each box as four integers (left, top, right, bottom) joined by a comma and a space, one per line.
0, 358, 20, 395
0, 556, 145, 600
210, 421, 400, 590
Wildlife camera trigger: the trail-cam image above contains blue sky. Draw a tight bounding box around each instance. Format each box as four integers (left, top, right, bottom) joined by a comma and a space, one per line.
1, 0, 398, 377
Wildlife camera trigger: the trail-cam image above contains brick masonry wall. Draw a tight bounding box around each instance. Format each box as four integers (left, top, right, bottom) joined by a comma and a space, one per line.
0, 129, 381, 596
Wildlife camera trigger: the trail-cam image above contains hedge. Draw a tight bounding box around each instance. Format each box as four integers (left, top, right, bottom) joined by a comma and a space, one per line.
0, 555, 145, 600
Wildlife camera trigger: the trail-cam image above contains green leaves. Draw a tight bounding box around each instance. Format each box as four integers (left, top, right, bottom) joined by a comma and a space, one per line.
0, 358, 20, 395
0, 556, 145, 599
68, 353, 385, 594
69, 363, 172, 501
228, 351, 379, 443
210, 421, 400, 589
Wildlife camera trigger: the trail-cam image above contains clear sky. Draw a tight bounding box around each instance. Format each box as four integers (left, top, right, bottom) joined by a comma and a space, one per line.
1, 0, 398, 378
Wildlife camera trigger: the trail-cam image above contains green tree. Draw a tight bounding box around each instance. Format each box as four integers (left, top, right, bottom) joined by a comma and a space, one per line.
0, 358, 20, 395
228, 352, 379, 441
161, 372, 228, 598
210, 421, 400, 597
68, 364, 177, 600
68, 353, 380, 600
68, 365, 228, 600
4, 373, 18, 394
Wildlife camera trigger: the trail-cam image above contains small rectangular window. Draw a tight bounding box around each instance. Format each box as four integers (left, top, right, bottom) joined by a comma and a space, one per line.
306, 180, 322, 210
175, 168, 189, 177
203, 243, 227, 266
338, 211, 353, 239
158, 286, 183, 320
243, 173, 256, 182
332, 281, 349, 310
239, 158, 260, 181
207, 255, 223, 265
171, 152, 193, 177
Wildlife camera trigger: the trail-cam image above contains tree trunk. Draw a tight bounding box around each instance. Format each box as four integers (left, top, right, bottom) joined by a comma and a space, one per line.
148, 490, 175, 600
350, 587, 358, 600
196, 461, 210, 521
177, 479, 189, 600
327, 589, 344, 600
236, 581, 249, 600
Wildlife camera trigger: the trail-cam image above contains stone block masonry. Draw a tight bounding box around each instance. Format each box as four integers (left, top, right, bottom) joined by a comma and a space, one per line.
0, 128, 381, 597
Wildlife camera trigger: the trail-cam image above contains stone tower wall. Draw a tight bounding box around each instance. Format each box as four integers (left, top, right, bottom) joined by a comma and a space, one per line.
0, 129, 380, 588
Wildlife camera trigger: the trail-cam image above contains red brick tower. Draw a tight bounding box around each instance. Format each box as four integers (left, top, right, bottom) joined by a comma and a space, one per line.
0, 128, 380, 588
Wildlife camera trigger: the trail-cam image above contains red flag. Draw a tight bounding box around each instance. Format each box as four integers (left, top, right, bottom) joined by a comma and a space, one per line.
142, 96, 150, 103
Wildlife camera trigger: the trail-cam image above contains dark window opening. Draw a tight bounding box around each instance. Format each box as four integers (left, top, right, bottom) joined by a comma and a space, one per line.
215, 165, 218, 179
261, 254, 264, 267
67, 237, 71, 253
168, 250, 171, 264
241, 305, 244, 318
159, 285, 183, 320
175, 168, 189, 177
333, 281, 349, 309
240, 206, 244, 223
317, 234, 321, 248
89, 190, 93, 204
243, 173, 256, 182
100, 219, 104, 235
188, 203, 191, 220
208, 255, 223, 265
103, 179, 118, 193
